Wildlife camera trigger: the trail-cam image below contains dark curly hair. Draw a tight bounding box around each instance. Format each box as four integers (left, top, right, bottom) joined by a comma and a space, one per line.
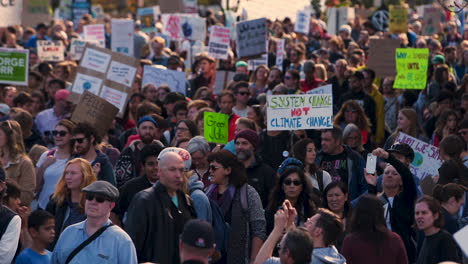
207, 149, 247, 188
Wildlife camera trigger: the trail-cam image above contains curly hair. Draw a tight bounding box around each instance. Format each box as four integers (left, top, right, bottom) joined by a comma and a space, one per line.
334, 100, 371, 132
207, 149, 247, 188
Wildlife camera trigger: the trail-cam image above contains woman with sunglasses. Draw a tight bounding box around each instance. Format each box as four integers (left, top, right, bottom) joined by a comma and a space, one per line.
35, 119, 75, 210
206, 149, 266, 264
46, 158, 97, 249
265, 158, 317, 235
0, 120, 36, 206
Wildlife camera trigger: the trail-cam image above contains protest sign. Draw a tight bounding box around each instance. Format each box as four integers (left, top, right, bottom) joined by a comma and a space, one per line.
0, 48, 29, 86
306, 84, 333, 95
370, 9, 389, 32
142, 65, 187, 95
71, 91, 119, 138
294, 10, 311, 34
180, 15, 206, 41
91, 4, 104, 20
111, 19, 134, 56
389, 5, 408, 34
37, 40, 65, 62
0, 0, 22, 27
22, 0, 51, 27
395, 132, 443, 179
160, 0, 185, 13
236, 18, 267, 60
276, 38, 285, 69
422, 7, 440, 35
394, 48, 429, 89
184, 0, 198, 13
204, 112, 229, 144
138, 6, 160, 33
236, 0, 317, 23
208, 26, 230, 60
454, 226, 468, 258
248, 54, 268, 71
327, 7, 355, 36
84, 24, 106, 48
214, 71, 236, 95
368, 39, 400, 78
164, 14, 182, 40
69, 39, 99, 61
72, 0, 91, 28
266, 94, 333, 131
71, 44, 139, 114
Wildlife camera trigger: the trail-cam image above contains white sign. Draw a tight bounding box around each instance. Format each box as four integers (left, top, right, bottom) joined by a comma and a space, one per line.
84, 24, 106, 48
37, 40, 65, 61
106, 61, 137, 87
111, 19, 134, 56
266, 94, 333, 131
69, 39, 99, 61
306, 84, 333, 95
236, 18, 267, 59
248, 54, 268, 71
80, 48, 112, 73
276, 38, 285, 69
142, 65, 187, 95
454, 225, 468, 257
327, 7, 355, 36
100, 86, 128, 113
184, 0, 198, 13
294, 10, 310, 34
72, 73, 103, 95
395, 132, 443, 180
208, 26, 230, 60
180, 15, 206, 41
0, 0, 23, 27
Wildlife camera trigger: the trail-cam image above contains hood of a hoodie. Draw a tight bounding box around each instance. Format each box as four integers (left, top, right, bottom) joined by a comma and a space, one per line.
312, 246, 347, 264
188, 174, 205, 192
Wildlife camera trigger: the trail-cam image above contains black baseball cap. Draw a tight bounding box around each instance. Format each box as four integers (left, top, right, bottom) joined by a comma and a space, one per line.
181, 219, 215, 249
388, 143, 415, 162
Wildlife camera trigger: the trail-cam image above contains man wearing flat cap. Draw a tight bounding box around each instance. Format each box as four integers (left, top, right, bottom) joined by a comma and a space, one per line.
52, 181, 137, 264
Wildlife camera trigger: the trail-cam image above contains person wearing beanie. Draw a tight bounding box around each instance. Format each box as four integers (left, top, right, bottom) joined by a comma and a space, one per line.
235, 129, 276, 207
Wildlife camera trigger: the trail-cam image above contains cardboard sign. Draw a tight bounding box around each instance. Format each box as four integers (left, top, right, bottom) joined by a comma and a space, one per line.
266, 94, 333, 131
0, 48, 29, 86
37, 40, 65, 62
111, 19, 134, 56
327, 7, 355, 36
84, 24, 106, 48
71, 44, 139, 114
422, 7, 440, 35
276, 38, 285, 69
294, 10, 310, 34
138, 6, 160, 33
214, 71, 236, 95
204, 112, 229, 144
183, 0, 198, 13
142, 65, 187, 95
208, 26, 230, 60
395, 132, 443, 179
306, 84, 333, 95
236, 18, 267, 60
368, 39, 400, 78
71, 91, 119, 138
0, 0, 22, 27
22, 0, 51, 27
72, 0, 91, 28
389, 5, 408, 34
394, 48, 429, 89
69, 39, 99, 61
160, 0, 184, 13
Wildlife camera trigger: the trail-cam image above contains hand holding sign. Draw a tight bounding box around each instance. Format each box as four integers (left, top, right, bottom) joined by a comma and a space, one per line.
204, 112, 229, 144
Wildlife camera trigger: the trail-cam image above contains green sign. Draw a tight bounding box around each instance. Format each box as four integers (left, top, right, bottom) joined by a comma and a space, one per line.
204, 112, 229, 144
0, 48, 29, 86
394, 48, 429, 89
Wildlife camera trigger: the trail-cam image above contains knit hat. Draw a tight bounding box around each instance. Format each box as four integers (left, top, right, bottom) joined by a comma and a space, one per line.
54, 89, 70, 101
181, 219, 215, 249
235, 129, 259, 150
277, 158, 304, 175
137, 115, 159, 128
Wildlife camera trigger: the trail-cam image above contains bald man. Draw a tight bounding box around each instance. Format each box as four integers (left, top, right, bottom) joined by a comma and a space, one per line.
125, 151, 196, 264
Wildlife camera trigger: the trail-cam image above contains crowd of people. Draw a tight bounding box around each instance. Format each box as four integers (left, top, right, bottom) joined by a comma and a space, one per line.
0, 2, 467, 264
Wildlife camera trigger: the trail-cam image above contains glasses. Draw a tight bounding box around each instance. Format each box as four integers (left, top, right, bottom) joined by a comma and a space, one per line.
52, 130, 68, 137
284, 76, 292, 80
345, 109, 357, 113
284, 179, 302, 186
237, 92, 249, 96
72, 137, 86, 144
209, 165, 223, 171
85, 193, 110, 203
177, 127, 189, 132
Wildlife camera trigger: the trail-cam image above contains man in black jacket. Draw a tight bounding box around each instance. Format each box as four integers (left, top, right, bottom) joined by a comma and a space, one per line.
125, 151, 196, 264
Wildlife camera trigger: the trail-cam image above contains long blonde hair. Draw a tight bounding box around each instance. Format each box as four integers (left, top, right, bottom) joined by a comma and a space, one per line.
51, 158, 97, 208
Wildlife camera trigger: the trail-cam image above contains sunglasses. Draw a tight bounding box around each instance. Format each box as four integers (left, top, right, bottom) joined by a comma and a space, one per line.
237, 92, 249, 96
85, 193, 110, 203
52, 130, 68, 137
284, 179, 302, 186
72, 137, 86, 144
209, 165, 223, 171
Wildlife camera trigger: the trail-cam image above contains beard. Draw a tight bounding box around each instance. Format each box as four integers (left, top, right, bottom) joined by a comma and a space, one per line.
236, 149, 253, 161
140, 134, 154, 144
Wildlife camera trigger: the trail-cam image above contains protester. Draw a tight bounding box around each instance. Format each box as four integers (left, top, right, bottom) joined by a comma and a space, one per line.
0, 167, 21, 263
432, 183, 466, 234
179, 219, 216, 264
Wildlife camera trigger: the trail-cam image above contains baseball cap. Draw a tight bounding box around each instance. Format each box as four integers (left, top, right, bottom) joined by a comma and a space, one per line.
431, 54, 445, 65
235, 61, 248, 68
0, 104, 10, 115
82, 181, 119, 201
388, 143, 415, 162
54, 89, 71, 101
181, 219, 215, 249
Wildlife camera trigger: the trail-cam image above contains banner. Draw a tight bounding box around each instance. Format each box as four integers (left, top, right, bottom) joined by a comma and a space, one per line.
84, 24, 106, 48
395, 132, 443, 179
294, 10, 310, 34
0, 0, 23, 27
0, 48, 29, 86
266, 94, 333, 131
71, 44, 139, 114
71, 91, 119, 138
142, 65, 187, 95
22, 0, 51, 27
236, 18, 267, 59
327, 7, 355, 36
204, 112, 229, 144
69, 39, 99, 61
389, 5, 407, 34
37, 40, 65, 62
72, 0, 91, 28
394, 48, 429, 89
111, 19, 134, 56
422, 7, 440, 35
368, 39, 400, 78
276, 39, 285, 69
208, 26, 231, 60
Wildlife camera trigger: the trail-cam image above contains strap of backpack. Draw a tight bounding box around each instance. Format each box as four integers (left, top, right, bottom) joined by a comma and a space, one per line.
317, 170, 324, 192
65, 224, 114, 264
240, 185, 248, 211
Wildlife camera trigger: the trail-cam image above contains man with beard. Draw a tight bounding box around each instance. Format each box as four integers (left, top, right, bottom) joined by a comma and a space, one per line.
115, 115, 165, 187
235, 129, 276, 207
72, 122, 116, 186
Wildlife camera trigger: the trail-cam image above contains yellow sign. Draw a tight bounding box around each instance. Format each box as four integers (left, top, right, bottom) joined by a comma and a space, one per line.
394, 48, 429, 90
389, 5, 408, 34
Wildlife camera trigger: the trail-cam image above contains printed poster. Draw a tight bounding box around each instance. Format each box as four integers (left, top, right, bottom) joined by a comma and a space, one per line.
208, 26, 230, 60
83, 24, 106, 48
37, 40, 65, 62
111, 19, 134, 56
0, 48, 29, 85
